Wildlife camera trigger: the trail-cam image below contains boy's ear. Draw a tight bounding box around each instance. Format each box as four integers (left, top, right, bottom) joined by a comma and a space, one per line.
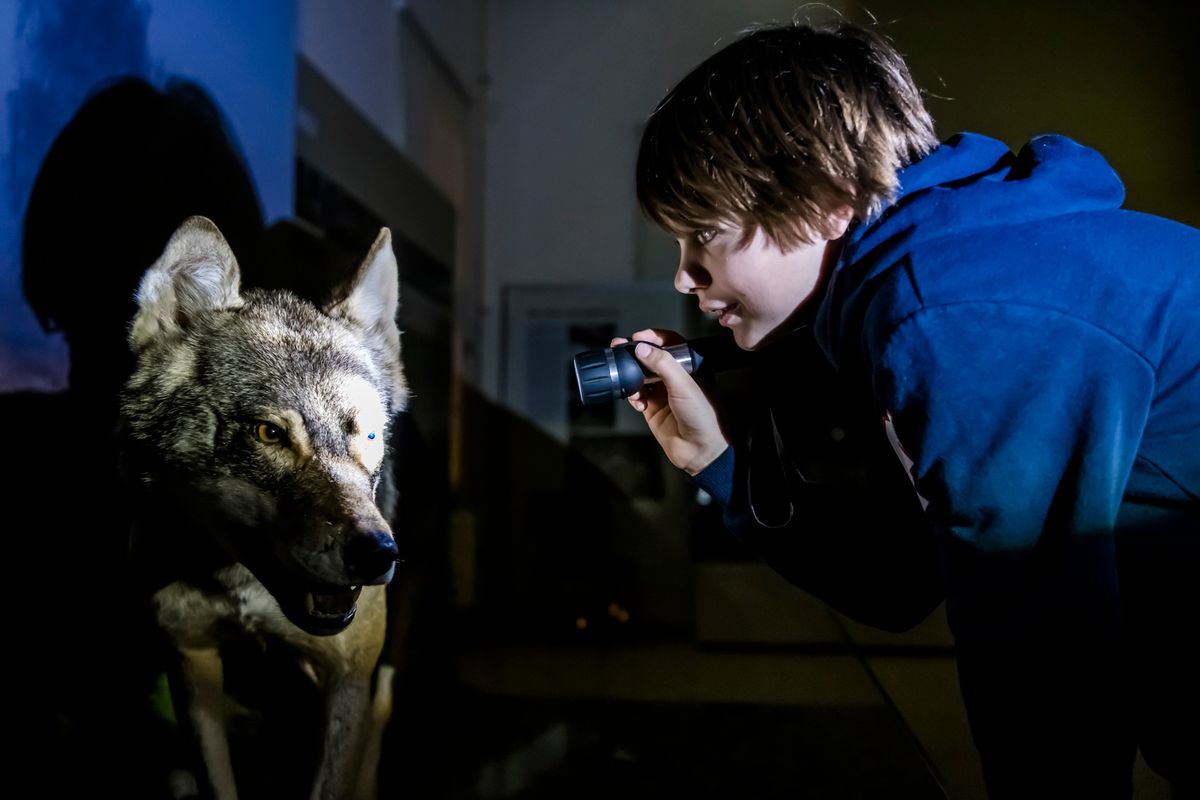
326, 228, 406, 403
129, 216, 243, 352
826, 205, 856, 240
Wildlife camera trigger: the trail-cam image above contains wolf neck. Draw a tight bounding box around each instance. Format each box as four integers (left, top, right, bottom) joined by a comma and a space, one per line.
128, 490, 238, 596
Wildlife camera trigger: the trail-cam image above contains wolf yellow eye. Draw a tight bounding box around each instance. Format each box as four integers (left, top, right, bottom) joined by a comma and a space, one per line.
255, 422, 286, 445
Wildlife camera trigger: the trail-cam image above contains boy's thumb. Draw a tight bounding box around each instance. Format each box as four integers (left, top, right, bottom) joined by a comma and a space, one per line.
634, 341, 692, 394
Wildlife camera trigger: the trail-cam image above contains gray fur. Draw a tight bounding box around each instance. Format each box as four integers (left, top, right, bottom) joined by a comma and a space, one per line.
120, 216, 406, 800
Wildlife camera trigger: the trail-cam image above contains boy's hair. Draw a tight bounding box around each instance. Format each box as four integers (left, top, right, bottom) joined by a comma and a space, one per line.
637, 21, 938, 248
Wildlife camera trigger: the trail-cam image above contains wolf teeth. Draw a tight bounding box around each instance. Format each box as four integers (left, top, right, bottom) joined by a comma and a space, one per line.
305, 587, 363, 619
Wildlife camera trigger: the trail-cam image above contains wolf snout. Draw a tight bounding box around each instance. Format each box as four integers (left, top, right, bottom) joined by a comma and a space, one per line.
345, 531, 399, 585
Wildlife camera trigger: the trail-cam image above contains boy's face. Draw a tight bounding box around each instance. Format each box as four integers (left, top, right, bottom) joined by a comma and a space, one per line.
674, 224, 842, 350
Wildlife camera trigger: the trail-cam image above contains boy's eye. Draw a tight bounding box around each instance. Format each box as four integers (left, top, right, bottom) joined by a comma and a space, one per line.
254, 422, 287, 445
693, 228, 719, 246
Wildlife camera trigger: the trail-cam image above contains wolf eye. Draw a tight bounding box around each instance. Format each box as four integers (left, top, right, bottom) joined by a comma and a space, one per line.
254, 422, 287, 445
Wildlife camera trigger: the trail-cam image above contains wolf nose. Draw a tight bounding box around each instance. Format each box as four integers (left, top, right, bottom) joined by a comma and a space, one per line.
346, 531, 399, 585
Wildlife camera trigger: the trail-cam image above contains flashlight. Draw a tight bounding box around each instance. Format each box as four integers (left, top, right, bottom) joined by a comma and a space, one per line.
572, 334, 743, 406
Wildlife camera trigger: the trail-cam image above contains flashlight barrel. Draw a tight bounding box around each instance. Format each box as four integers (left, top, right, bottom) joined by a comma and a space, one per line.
650, 341, 699, 379
573, 334, 745, 405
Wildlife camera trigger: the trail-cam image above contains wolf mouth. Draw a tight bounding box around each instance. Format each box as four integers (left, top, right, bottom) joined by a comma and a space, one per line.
260, 567, 366, 636
217, 531, 374, 636
277, 584, 362, 636
306, 586, 363, 622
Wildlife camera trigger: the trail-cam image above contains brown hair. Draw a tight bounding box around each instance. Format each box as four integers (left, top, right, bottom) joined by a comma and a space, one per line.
637, 20, 938, 248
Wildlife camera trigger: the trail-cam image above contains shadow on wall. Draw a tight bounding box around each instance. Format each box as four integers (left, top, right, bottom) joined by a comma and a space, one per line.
4, 0, 152, 387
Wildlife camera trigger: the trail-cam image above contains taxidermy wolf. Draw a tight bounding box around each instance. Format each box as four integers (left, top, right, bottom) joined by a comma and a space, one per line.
120, 216, 407, 799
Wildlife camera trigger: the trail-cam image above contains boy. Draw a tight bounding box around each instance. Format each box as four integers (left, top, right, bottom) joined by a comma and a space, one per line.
620, 20, 1198, 798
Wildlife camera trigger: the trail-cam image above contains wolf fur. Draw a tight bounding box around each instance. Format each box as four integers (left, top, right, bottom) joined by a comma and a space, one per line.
120, 216, 407, 799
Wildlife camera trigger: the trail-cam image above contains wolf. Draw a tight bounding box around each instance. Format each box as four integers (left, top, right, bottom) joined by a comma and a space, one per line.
120, 216, 407, 800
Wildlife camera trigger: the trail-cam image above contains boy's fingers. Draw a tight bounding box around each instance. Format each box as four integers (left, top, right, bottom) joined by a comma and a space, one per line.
631, 329, 665, 346
627, 387, 649, 412
637, 383, 668, 417
618, 331, 689, 418
634, 342, 695, 397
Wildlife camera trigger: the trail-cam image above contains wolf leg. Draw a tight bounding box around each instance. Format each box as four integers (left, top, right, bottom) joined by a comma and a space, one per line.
311, 672, 376, 800
178, 646, 238, 800
303, 584, 389, 799
354, 663, 396, 800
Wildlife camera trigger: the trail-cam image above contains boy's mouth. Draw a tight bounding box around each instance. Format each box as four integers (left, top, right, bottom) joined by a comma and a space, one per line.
707, 302, 739, 326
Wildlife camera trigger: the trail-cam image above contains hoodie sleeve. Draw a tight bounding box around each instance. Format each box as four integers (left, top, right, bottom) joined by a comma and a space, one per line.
872, 300, 1155, 791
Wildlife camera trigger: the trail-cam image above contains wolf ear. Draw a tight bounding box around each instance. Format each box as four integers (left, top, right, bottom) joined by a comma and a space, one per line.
129, 216, 243, 352
327, 228, 406, 402
328, 228, 400, 332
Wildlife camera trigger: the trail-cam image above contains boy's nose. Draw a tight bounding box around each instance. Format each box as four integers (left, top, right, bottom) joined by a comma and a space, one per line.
674, 259, 710, 294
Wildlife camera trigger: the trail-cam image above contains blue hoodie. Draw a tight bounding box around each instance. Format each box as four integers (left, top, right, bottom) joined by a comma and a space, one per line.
694, 132, 1199, 793
820, 131, 1198, 634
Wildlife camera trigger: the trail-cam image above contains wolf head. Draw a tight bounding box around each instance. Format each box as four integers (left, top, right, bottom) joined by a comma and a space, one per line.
122, 216, 408, 636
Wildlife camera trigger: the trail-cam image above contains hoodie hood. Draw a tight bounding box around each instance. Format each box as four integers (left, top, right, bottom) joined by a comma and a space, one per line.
814, 132, 1126, 373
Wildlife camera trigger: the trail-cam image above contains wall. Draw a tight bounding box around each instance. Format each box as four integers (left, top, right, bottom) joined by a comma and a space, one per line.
0, 0, 295, 391
850, 0, 1199, 224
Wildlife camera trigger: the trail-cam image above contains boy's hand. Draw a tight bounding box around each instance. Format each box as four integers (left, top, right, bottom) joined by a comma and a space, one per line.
611, 329, 729, 476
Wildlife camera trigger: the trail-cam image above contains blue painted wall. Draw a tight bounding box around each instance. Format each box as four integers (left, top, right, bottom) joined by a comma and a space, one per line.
0, 0, 295, 391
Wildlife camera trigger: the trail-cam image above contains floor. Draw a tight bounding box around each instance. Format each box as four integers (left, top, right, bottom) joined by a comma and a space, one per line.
370, 560, 1177, 800
387, 692, 946, 799
375, 558, 955, 799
